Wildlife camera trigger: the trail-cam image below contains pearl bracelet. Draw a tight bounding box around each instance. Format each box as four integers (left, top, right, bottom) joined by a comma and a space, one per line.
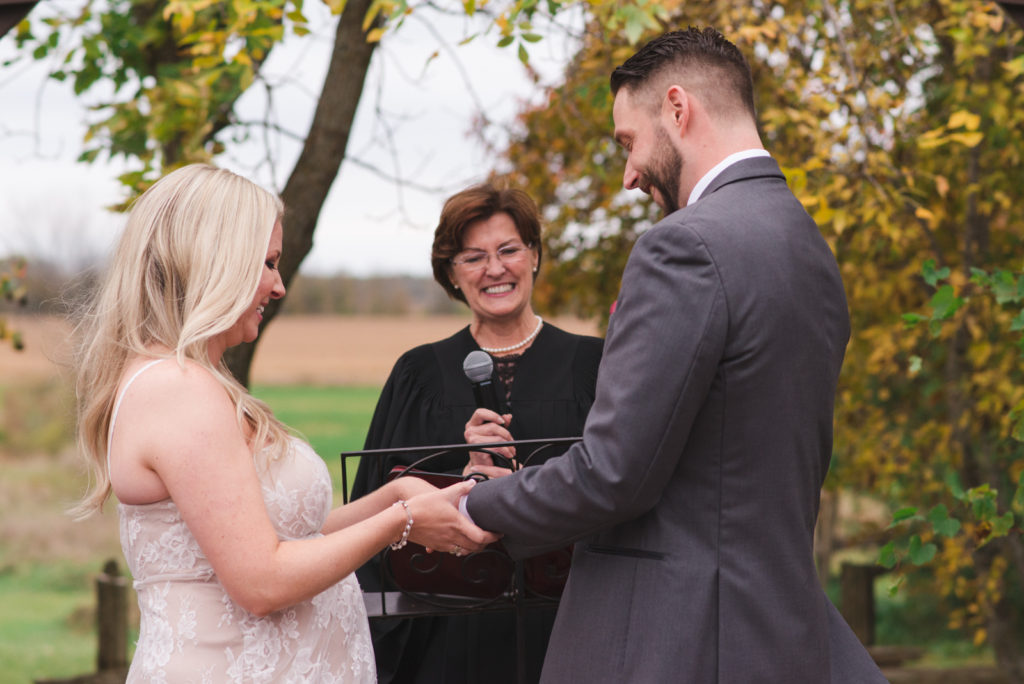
389, 500, 413, 551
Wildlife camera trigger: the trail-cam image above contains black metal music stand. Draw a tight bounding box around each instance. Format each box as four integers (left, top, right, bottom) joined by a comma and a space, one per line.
341, 437, 580, 684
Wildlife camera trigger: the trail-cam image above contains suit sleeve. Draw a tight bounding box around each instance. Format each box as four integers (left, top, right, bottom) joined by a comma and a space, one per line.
466, 222, 728, 557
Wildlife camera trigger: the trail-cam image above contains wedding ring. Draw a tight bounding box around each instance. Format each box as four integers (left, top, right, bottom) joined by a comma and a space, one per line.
452, 544, 464, 556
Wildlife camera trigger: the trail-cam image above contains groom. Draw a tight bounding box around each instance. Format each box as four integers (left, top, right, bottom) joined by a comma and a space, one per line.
463, 27, 887, 683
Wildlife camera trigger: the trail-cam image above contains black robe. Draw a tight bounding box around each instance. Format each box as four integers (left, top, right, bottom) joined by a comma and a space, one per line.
351, 323, 603, 684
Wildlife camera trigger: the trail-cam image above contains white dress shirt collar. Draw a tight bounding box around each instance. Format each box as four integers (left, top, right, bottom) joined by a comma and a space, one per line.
686, 149, 771, 207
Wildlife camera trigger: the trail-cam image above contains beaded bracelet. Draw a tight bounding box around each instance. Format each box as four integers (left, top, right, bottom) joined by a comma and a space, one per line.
389, 499, 413, 551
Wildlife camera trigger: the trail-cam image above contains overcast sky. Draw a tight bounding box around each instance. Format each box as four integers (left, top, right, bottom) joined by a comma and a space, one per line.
0, 2, 584, 277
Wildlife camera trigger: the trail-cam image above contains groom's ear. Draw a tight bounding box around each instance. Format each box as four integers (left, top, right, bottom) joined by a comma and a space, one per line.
662, 85, 690, 138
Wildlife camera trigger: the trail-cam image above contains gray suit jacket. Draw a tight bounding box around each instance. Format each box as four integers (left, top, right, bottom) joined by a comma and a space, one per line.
466, 157, 887, 683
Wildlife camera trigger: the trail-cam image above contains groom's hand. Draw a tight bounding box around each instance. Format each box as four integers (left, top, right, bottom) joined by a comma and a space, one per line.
408, 480, 500, 554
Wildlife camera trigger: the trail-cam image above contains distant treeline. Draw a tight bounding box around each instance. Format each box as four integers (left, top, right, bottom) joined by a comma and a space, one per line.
0, 257, 461, 317
284, 273, 462, 316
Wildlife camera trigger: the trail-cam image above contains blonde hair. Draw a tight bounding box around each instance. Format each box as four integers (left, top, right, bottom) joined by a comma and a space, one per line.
71, 164, 289, 519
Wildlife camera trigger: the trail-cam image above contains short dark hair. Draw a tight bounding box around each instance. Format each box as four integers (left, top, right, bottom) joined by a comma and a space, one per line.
431, 183, 543, 303
610, 27, 756, 120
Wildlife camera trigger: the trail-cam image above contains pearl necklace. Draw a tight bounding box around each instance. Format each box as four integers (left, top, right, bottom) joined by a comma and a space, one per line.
479, 315, 544, 354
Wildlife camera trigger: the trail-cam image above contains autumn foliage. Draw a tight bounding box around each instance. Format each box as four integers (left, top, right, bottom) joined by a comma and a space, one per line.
496, 0, 1024, 672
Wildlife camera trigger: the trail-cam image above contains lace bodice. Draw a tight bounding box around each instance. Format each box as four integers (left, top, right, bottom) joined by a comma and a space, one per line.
118, 431, 374, 682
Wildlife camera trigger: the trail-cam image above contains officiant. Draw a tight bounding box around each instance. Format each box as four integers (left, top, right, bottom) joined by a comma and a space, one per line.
350, 181, 603, 683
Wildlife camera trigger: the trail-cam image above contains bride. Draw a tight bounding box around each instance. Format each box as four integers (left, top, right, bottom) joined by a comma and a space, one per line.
71, 163, 497, 682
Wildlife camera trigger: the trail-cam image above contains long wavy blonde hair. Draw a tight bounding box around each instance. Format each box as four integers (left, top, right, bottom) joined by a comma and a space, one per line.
71, 164, 290, 519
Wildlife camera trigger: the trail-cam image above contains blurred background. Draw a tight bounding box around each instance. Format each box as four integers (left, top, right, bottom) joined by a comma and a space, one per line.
3, 1, 1024, 682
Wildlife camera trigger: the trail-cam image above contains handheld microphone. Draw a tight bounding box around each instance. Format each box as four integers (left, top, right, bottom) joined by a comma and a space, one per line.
462, 350, 502, 414
463, 350, 514, 470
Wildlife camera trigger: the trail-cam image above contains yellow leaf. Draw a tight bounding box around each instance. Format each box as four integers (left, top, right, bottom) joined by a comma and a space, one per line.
935, 175, 949, 198
361, 0, 382, 29
917, 134, 949, 150
949, 132, 984, 147
814, 204, 835, 225
915, 206, 935, 222
164, 2, 195, 32
947, 110, 981, 131
974, 628, 987, 647
366, 27, 386, 43
1003, 56, 1024, 77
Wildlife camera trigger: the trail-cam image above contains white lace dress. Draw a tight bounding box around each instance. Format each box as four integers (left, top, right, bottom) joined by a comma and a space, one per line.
118, 435, 375, 683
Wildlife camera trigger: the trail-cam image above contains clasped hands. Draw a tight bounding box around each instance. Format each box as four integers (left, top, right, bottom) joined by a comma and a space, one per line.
389, 475, 499, 557
383, 406, 519, 557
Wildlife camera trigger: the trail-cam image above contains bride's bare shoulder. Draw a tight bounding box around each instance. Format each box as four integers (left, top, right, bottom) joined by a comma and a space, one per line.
119, 356, 234, 415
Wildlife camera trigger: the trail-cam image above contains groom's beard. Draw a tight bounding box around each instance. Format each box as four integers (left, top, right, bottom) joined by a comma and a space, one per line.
646, 127, 684, 215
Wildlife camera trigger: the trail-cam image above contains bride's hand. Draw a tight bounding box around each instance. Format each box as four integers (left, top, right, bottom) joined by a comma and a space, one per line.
405, 480, 500, 554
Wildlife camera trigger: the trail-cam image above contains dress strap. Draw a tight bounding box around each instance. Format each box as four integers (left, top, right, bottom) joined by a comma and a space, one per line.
106, 359, 168, 471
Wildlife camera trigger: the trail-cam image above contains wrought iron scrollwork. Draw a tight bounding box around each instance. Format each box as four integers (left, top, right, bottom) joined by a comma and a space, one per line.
342, 437, 581, 615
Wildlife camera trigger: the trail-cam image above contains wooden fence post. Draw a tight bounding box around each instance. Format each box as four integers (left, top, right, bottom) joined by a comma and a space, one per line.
96, 559, 127, 672
840, 562, 881, 646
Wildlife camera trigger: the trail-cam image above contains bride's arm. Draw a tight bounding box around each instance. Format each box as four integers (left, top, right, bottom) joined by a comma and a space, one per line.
321, 476, 437, 535
128, 364, 494, 617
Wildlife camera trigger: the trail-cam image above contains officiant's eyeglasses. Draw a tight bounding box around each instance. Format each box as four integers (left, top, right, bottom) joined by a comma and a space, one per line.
450, 243, 533, 272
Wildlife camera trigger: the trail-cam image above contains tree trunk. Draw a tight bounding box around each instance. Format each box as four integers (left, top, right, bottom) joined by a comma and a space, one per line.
975, 542, 1024, 683
225, 0, 380, 385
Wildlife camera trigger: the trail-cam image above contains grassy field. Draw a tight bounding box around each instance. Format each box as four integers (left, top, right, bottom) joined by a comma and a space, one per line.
0, 561, 112, 683
252, 384, 380, 497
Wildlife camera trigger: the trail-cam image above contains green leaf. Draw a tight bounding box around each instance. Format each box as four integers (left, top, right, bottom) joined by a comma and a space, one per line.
922, 258, 950, 287
992, 511, 1015, 537
946, 470, 966, 500
891, 506, 919, 525
929, 285, 964, 321
521, 33, 542, 43
927, 504, 961, 537
613, 4, 659, 44
497, 35, 514, 48
969, 267, 990, 284
969, 485, 998, 520
878, 541, 897, 569
990, 270, 1020, 305
902, 313, 924, 327
517, 42, 529, 65
908, 535, 937, 565
1011, 310, 1024, 333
